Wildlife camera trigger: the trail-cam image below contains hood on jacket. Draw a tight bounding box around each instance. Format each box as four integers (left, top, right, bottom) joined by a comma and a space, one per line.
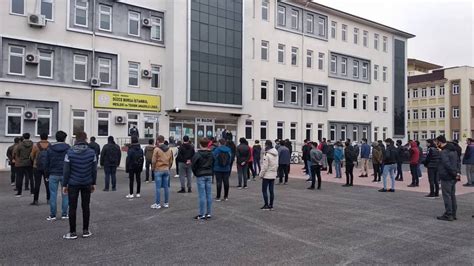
38, 140, 50, 149
72, 142, 90, 154
181, 142, 194, 151
410, 141, 418, 149
216, 145, 231, 153
158, 143, 170, 152
129, 143, 141, 151
198, 149, 213, 158
443, 142, 456, 152
50, 142, 70, 153
21, 139, 33, 148
266, 148, 278, 157
372, 142, 380, 149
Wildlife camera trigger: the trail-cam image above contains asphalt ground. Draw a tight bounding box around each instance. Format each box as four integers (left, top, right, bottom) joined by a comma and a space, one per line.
1, 169, 473, 265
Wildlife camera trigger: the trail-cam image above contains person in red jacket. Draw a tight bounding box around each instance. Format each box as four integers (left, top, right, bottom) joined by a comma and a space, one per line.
408, 140, 420, 187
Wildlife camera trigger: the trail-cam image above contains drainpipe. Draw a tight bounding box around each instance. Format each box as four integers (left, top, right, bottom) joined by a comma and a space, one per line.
90, 0, 97, 136
300, 1, 310, 150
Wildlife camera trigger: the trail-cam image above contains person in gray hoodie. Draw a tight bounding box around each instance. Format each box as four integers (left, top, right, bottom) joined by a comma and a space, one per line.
260, 140, 278, 210
277, 140, 291, 185
308, 142, 323, 190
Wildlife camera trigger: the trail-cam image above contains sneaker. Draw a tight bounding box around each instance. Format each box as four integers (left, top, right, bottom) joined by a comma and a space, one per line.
135, 194, 141, 198
261, 205, 269, 210
46, 216, 56, 221
102, 188, 109, 192
177, 188, 186, 193
215, 198, 222, 202
194, 215, 206, 220
206, 214, 212, 219
243, 186, 248, 189
163, 203, 169, 208
63, 233, 78, 240
15, 194, 21, 198
223, 198, 229, 201
283, 182, 288, 185
388, 189, 395, 192
436, 215, 454, 221
10, 182, 15, 186
425, 194, 435, 198
61, 215, 69, 220
125, 194, 134, 199
342, 184, 351, 187
150, 203, 161, 209
174, 174, 179, 178
268, 206, 274, 211
112, 188, 117, 191
30, 201, 39, 206
237, 186, 243, 190
371, 180, 378, 182
378, 188, 388, 192
307, 187, 315, 190
305, 179, 311, 182
145, 181, 149, 184
188, 188, 192, 193
407, 184, 416, 188
82, 230, 92, 238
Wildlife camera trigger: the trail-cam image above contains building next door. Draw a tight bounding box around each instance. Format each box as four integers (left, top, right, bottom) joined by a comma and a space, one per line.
196, 118, 214, 146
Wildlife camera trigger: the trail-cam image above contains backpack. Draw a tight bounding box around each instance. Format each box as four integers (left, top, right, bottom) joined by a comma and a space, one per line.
400, 147, 411, 163
108, 145, 121, 165
36, 143, 49, 171
130, 148, 144, 171
217, 150, 230, 167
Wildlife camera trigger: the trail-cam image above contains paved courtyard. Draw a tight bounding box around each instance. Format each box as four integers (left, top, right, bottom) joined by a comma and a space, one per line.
1, 168, 473, 264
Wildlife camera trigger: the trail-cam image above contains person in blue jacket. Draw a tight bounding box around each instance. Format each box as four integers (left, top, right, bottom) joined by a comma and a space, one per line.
213, 138, 232, 201
334, 141, 344, 178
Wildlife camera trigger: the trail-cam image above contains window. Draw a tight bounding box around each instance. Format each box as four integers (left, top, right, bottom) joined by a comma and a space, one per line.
374, 65, 379, 80
413, 88, 419, 98
408, 89, 411, 99
439, 130, 445, 137
74, 0, 88, 27
430, 108, 436, 119
317, 17, 325, 37
38, 50, 53, 79
151, 65, 161, 88
261, 0, 269, 21
36, 109, 52, 136
330, 125, 336, 141
453, 131, 459, 141
340, 126, 346, 141
290, 9, 298, 29
290, 85, 298, 104
8, 46, 25, 75
353, 28, 359, 44
363, 30, 368, 47
374, 127, 378, 141
374, 96, 379, 111
305, 123, 312, 140
421, 109, 427, 119
421, 87, 427, 98
353, 93, 359, 109
429, 87, 436, 97
383, 127, 387, 141
99, 58, 111, 85
452, 83, 460, 95
353, 126, 358, 142
41, 0, 54, 20
290, 123, 297, 140
128, 11, 140, 36
430, 131, 436, 139
353, 60, 359, 78
306, 14, 314, 33
341, 57, 347, 75
306, 50, 313, 68
362, 94, 368, 110
277, 44, 285, 64
128, 62, 139, 86
330, 90, 336, 107
260, 121, 268, 140
318, 53, 324, 70
73, 55, 87, 82
317, 124, 323, 141
260, 81, 268, 100
277, 6, 286, 26
341, 92, 347, 108
330, 55, 337, 73
407, 110, 411, 120
362, 127, 368, 140
261, 41, 269, 61
362, 62, 368, 79
439, 86, 445, 96
6, 106, 23, 136
331, 21, 337, 39
277, 122, 284, 140
72, 110, 86, 136
245, 120, 253, 140
317, 89, 324, 107
341, 24, 347, 41
413, 109, 419, 120
382, 66, 387, 82
374, 33, 379, 50
305, 88, 312, 105
413, 131, 419, 140
97, 112, 110, 137
11, 0, 25, 15
151, 17, 162, 41
98, 5, 112, 31
382, 97, 387, 112
383, 36, 388, 52
291, 47, 298, 66
127, 113, 139, 136
277, 83, 284, 102
452, 107, 459, 118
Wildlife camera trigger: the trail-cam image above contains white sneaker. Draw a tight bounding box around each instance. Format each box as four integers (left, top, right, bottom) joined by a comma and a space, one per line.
125, 194, 134, 199
135, 194, 141, 198
174, 174, 179, 178
150, 203, 161, 209
145, 181, 149, 184
163, 203, 169, 208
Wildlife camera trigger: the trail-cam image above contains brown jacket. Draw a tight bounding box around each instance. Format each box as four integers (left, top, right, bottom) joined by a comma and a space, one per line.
152, 144, 173, 171
372, 145, 383, 164
31, 140, 50, 168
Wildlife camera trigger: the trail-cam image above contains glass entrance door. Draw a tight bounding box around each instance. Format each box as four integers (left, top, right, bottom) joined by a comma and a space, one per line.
196, 124, 214, 146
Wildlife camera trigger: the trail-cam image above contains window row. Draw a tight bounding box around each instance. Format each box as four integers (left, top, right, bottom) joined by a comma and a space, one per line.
6, 106, 52, 136
10, 0, 53, 20
407, 107, 447, 120
245, 120, 325, 142
329, 91, 387, 112
407, 130, 448, 141
408, 85, 446, 99
331, 21, 389, 52
275, 4, 327, 39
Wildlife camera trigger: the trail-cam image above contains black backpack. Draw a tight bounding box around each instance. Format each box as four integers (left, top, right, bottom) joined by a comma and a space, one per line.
131, 149, 144, 171
217, 150, 230, 167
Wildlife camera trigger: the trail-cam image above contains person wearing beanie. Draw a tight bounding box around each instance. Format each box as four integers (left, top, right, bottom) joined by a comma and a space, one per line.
99, 136, 121, 191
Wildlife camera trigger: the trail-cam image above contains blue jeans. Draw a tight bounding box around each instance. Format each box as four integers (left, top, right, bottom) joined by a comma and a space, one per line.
104, 166, 117, 190
49, 175, 68, 217
306, 160, 312, 177
197, 176, 212, 216
154, 171, 170, 205
335, 160, 342, 178
382, 164, 397, 190
262, 178, 274, 207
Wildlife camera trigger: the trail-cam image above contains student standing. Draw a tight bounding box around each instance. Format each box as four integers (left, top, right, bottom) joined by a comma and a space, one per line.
462, 138, 474, 186
14, 133, 34, 196
379, 138, 398, 192
334, 141, 344, 178
125, 136, 144, 199
236, 138, 250, 188
277, 141, 290, 185
176, 135, 195, 193
326, 140, 335, 174
371, 142, 383, 182
150, 135, 174, 209
100, 136, 121, 191
192, 138, 214, 220
30, 133, 51, 205
260, 140, 278, 210
88, 137, 101, 162
343, 140, 356, 187
395, 140, 404, 181
252, 140, 262, 176
408, 140, 420, 187
359, 138, 370, 177
213, 139, 232, 201
308, 142, 323, 190
424, 139, 440, 198
144, 139, 155, 183
6, 137, 20, 187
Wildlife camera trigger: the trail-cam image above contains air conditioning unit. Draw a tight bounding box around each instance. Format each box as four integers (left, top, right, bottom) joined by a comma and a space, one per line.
90, 77, 101, 87
115, 116, 126, 124
24, 109, 37, 121
142, 18, 152, 27
27, 14, 46, 27
25, 53, 39, 64
141, 69, 152, 78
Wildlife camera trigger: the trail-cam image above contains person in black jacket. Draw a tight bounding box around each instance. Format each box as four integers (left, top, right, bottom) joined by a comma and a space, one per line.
302, 139, 311, 180
424, 139, 441, 198
88, 137, 101, 161
435, 135, 461, 221
236, 138, 251, 188
378, 138, 398, 192
326, 140, 335, 174
125, 136, 143, 199
176, 136, 195, 193
343, 140, 356, 187
191, 138, 214, 220
100, 136, 121, 191
6, 137, 20, 186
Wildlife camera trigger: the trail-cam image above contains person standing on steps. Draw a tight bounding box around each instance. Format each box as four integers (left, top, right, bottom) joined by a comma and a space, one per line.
125, 136, 144, 199
462, 138, 474, 187
236, 138, 251, 189
371, 142, 383, 183
176, 135, 195, 193
144, 139, 155, 183
326, 140, 334, 175
408, 140, 420, 187
100, 136, 121, 191
13, 133, 34, 197
150, 135, 174, 209
260, 140, 278, 210
423, 139, 440, 198
308, 142, 323, 190
88, 137, 101, 163
342, 140, 356, 187
129, 124, 139, 139
359, 138, 370, 178
213, 139, 232, 201
378, 138, 398, 193
6, 137, 21, 187
395, 140, 404, 181
30, 133, 51, 205
191, 138, 214, 220
253, 140, 262, 177
334, 141, 344, 179
277, 140, 290, 185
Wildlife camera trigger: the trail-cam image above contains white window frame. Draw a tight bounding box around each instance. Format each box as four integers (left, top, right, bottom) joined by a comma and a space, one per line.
374, 65, 379, 80
383, 36, 388, 52
277, 121, 284, 140
38, 50, 54, 79
341, 57, 347, 75
97, 111, 110, 137
277, 44, 285, 64
277, 5, 286, 26
151, 65, 161, 89
317, 17, 325, 37
341, 24, 347, 41
260, 121, 268, 140
330, 125, 336, 141
413, 88, 419, 98
452, 107, 459, 118
413, 109, 419, 120
330, 21, 337, 39
317, 89, 324, 107
40, 0, 54, 21
453, 131, 459, 141
290, 9, 299, 30
305, 87, 313, 106
260, 81, 268, 100
421, 87, 427, 98
128, 11, 140, 37
383, 66, 387, 82
452, 83, 460, 95
383, 97, 387, 112
374, 96, 379, 111
305, 123, 312, 140
5, 106, 24, 136
72, 110, 86, 137
291, 46, 298, 66
74, 0, 89, 28
98, 58, 112, 85
421, 109, 427, 119
340, 126, 346, 141
35, 108, 52, 137
374, 33, 379, 50
290, 122, 297, 141
439, 86, 445, 96
277, 83, 285, 102
261, 40, 269, 61
98, 4, 112, 32
128, 62, 140, 87
330, 55, 337, 74
306, 14, 314, 34
245, 120, 253, 140
73, 54, 88, 82
362, 62, 368, 79
341, 92, 347, 108
353, 60, 359, 78
330, 90, 337, 107
353, 93, 359, 109
8, 45, 25, 76
10, 0, 25, 15
429, 87, 436, 97
430, 131, 436, 140
261, 0, 269, 21
353, 28, 359, 44
290, 85, 298, 104
430, 108, 436, 119
363, 30, 368, 47
127, 113, 140, 136
318, 53, 324, 70
362, 94, 368, 110
151, 16, 162, 41
306, 50, 313, 68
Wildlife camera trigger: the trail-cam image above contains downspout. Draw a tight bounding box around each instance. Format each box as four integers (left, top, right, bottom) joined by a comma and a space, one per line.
90, 0, 96, 137
300, 1, 310, 148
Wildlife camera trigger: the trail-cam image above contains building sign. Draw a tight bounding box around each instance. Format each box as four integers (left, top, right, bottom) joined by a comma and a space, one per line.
195, 118, 214, 124
94, 90, 161, 112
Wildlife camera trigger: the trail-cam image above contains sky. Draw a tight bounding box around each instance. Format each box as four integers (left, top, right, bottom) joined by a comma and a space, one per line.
314, 0, 474, 68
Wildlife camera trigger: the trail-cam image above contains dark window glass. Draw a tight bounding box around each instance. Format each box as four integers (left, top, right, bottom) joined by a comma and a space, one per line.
394, 39, 406, 136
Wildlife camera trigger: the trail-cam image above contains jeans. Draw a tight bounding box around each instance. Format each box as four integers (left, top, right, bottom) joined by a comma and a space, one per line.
178, 162, 193, 189
253, 158, 261, 175
196, 176, 212, 216
16, 166, 33, 195
68, 185, 91, 234
248, 162, 256, 179
305, 160, 312, 177
327, 158, 334, 174
10, 165, 16, 184
382, 163, 397, 190
310, 165, 322, 189
360, 158, 369, 175
335, 161, 342, 178
373, 164, 382, 181
278, 164, 289, 183
104, 166, 117, 190
427, 168, 439, 196
237, 163, 248, 187
417, 164, 422, 177
345, 163, 354, 185
145, 160, 154, 182
396, 162, 404, 180
410, 164, 419, 185
321, 154, 328, 168
466, 164, 474, 185
215, 171, 230, 199
129, 171, 141, 195
49, 175, 68, 218
262, 178, 274, 207
33, 169, 50, 202
441, 179, 457, 217
154, 171, 170, 204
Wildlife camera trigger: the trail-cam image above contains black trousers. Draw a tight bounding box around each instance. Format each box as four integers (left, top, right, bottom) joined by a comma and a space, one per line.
68, 185, 91, 233
410, 164, 419, 185
427, 168, 439, 196
248, 162, 256, 179
10, 165, 16, 184
16, 166, 33, 195
278, 164, 289, 183
441, 179, 457, 217
262, 179, 274, 207
373, 164, 382, 181
310, 165, 322, 189
145, 160, 154, 181
327, 158, 333, 174
345, 164, 354, 185
396, 162, 403, 180
129, 171, 141, 195
215, 171, 230, 199
33, 169, 50, 201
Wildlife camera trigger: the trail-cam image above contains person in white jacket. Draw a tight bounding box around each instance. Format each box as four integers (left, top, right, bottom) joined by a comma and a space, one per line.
259, 140, 278, 210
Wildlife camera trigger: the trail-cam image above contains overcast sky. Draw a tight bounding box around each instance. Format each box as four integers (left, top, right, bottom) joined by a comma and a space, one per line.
314, 0, 474, 68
